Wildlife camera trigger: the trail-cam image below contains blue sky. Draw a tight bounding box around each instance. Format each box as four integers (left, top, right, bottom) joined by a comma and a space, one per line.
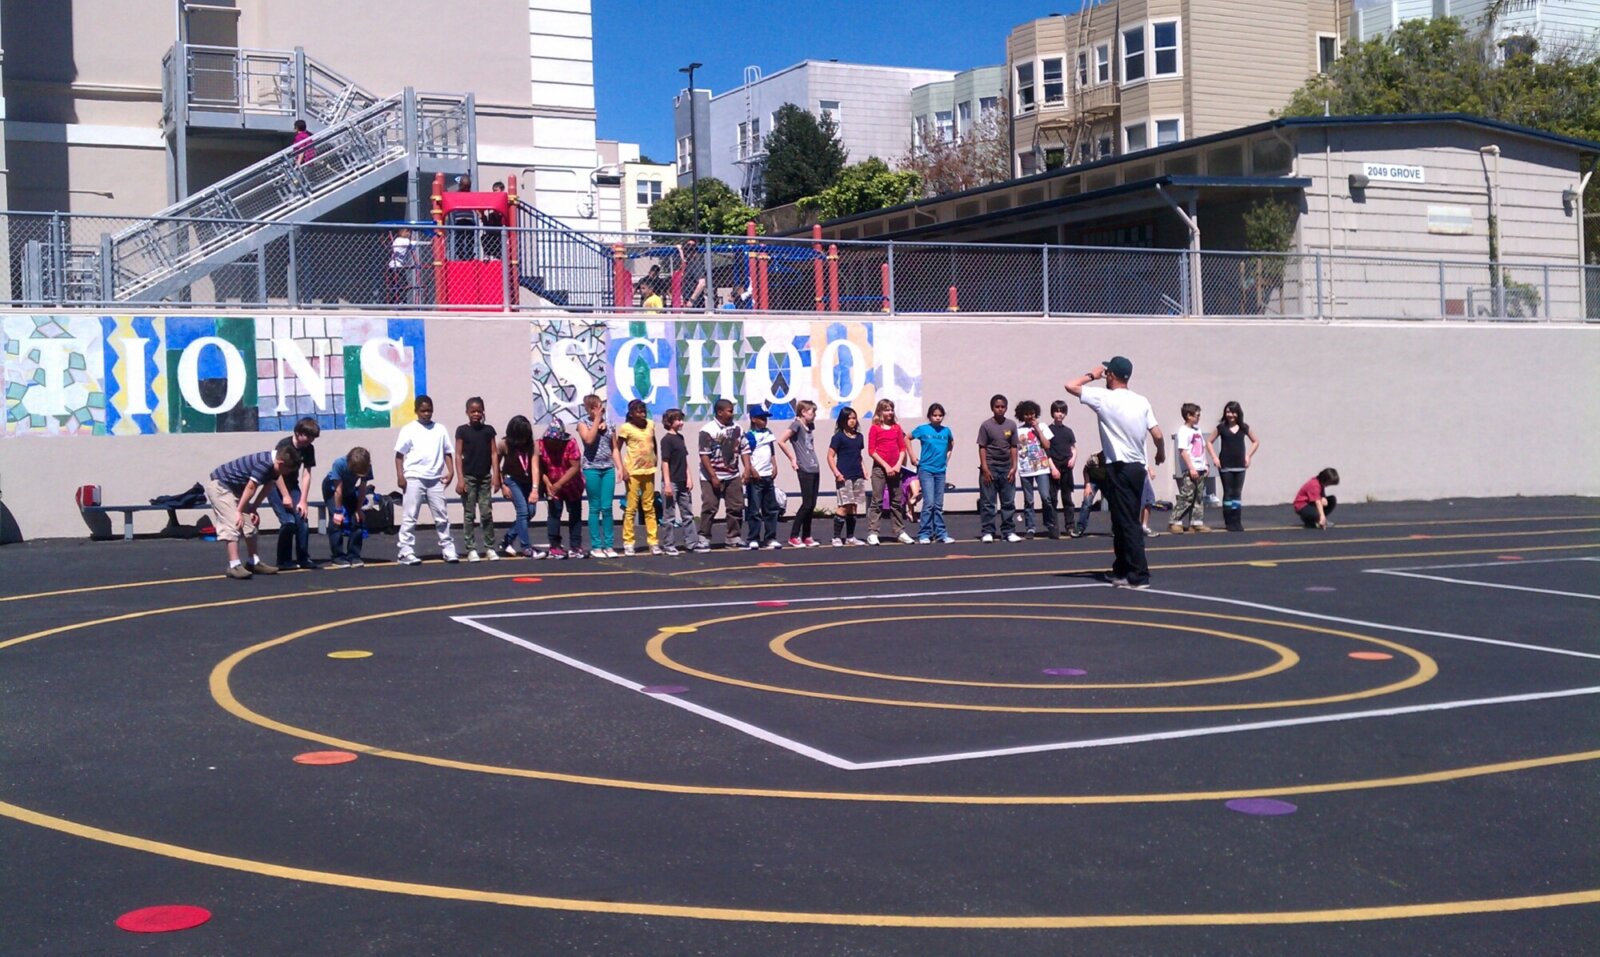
594, 1, 1084, 163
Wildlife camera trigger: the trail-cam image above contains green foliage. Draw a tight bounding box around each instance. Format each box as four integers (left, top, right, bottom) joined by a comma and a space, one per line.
797, 158, 921, 221
1280, 16, 1600, 261
647, 177, 762, 236
762, 104, 848, 208
1243, 200, 1297, 253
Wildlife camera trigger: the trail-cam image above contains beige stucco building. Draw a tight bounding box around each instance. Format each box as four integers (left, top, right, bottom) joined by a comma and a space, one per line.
1007, 0, 1353, 176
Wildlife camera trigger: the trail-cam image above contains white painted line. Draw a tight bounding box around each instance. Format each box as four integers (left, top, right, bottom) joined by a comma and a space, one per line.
847, 685, 1600, 770
1376, 556, 1598, 572
1366, 569, 1600, 602
453, 616, 858, 769
1145, 589, 1600, 661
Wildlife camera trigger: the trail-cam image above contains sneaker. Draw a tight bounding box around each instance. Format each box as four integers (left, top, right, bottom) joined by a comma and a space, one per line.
399, 555, 422, 566
347, 557, 365, 568
570, 549, 588, 560
225, 564, 253, 580
1107, 575, 1130, 587
941, 536, 956, 544
444, 554, 460, 563
1069, 526, 1085, 539
690, 541, 711, 553
664, 545, 681, 556
467, 550, 481, 562
297, 559, 324, 571
803, 538, 820, 548
981, 533, 994, 543
1142, 526, 1160, 538
250, 560, 278, 575
847, 537, 867, 546
605, 548, 622, 559
1193, 524, 1213, 533
650, 545, 663, 555
486, 550, 500, 561
505, 544, 521, 557
788, 537, 804, 548
747, 541, 761, 550
328, 556, 350, 568
548, 546, 567, 560
623, 546, 636, 557
1025, 529, 1036, 540
917, 537, 931, 545
867, 533, 881, 546
522, 547, 543, 559
831, 537, 845, 547
1127, 582, 1152, 590
1167, 525, 1184, 535
727, 538, 747, 550
766, 541, 783, 550
1006, 533, 1023, 543
897, 532, 915, 545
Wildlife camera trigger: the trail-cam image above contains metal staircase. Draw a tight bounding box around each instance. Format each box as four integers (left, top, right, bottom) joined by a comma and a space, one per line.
92, 89, 471, 303
513, 200, 612, 309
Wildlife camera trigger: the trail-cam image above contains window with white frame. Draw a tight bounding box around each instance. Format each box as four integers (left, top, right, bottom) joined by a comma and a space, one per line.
980, 95, 998, 115
1121, 27, 1145, 83
1152, 20, 1180, 76
957, 100, 972, 136
819, 100, 842, 133
1015, 62, 1036, 112
737, 121, 749, 160
935, 109, 954, 142
676, 136, 693, 173
1095, 44, 1111, 84
1042, 57, 1065, 104
636, 179, 662, 205
751, 116, 762, 152
1318, 34, 1338, 74
1076, 50, 1089, 87
1154, 117, 1182, 147
1018, 151, 1038, 176
1124, 121, 1148, 153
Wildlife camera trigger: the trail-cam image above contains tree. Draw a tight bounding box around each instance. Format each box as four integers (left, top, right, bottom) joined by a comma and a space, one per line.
898, 107, 1013, 197
762, 104, 848, 208
647, 177, 762, 236
797, 158, 921, 221
1280, 16, 1600, 260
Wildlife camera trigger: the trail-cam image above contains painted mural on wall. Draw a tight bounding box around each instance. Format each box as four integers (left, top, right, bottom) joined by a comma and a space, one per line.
535, 317, 922, 426
2, 315, 427, 437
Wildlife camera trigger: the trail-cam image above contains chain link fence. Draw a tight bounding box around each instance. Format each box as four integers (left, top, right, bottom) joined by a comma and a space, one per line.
2, 210, 1597, 321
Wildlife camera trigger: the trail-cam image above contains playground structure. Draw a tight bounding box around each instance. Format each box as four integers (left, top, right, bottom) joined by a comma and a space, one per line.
429, 172, 519, 309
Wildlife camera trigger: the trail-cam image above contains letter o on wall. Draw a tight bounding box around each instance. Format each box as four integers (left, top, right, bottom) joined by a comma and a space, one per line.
176, 337, 247, 414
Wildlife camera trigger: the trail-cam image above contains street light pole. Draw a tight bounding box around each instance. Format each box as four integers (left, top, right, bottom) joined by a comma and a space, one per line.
679, 61, 703, 233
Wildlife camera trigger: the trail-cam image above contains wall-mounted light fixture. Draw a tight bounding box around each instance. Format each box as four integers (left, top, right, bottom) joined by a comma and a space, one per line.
1348, 173, 1370, 193
1562, 186, 1579, 213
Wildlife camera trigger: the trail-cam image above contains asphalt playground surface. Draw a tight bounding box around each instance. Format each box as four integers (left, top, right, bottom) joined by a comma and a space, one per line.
2, 497, 1597, 955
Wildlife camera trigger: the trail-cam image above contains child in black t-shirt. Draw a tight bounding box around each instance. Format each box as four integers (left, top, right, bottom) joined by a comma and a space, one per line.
659, 408, 694, 555
454, 396, 500, 561
1046, 399, 1078, 526
269, 417, 321, 569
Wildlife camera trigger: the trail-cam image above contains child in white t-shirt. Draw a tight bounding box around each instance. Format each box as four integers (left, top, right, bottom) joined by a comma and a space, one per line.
1170, 402, 1213, 533
394, 394, 459, 564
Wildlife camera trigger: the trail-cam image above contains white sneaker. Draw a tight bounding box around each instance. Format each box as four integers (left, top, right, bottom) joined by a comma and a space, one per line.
467, 549, 481, 562
831, 537, 845, 547
486, 550, 499, 561
897, 532, 915, 545
917, 537, 931, 545
504, 544, 520, 557
847, 537, 867, 546
867, 533, 880, 545
747, 541, 761, 550
1006, 533, 1023, 543
766, 541, 782, 550
623, 546, 636, 557
663, 545, 680, 556
650, 545, 663, 555
398, 554, 422, 566
981, 533, 994, 543
941, 536, 957, 544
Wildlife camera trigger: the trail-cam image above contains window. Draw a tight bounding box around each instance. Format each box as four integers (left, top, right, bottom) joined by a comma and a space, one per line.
1097, 134, 1113, 159
676, 135, 693, 174
737, 121, 749, 160
1094, 44, 1111, 84
1076, 51, 1089, 87
1044, 148, 1066, 171
1042, 57, 1065, 104
1155, 118, 1182, 146
636, 179, 662, 206
1015, 62, 1035, 112
1318, 34, 1338, 74
935, 110, 954, 142
751, 116, 762, 152
1152, 20, 1180, 76
979, 95, 998, 115
1124, 121, 1148, 153
1018, 151, 1038, 176
1121, 27, 1145, 83
957, 100, 972, 136
819, 100, 841, 133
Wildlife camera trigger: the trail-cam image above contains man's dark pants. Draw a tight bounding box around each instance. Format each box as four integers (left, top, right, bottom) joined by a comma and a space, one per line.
1104, 461, 1150, 585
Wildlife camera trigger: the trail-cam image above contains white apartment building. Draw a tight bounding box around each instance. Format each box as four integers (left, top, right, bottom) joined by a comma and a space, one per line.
673, 60, 956, 204
1351, 0, 1600, 53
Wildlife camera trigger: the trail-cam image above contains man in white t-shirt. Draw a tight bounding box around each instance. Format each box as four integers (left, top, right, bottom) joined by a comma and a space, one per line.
1066, 355, 1166, 588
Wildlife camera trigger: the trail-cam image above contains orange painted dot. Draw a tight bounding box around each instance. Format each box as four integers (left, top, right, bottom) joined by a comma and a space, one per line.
293, 750, 358, 765
1409, 534, 1432, 540
513, 577, 543, 583
1349, 651, 1394, 661
1497, 555, 1524, 561
756, 562, 784, 568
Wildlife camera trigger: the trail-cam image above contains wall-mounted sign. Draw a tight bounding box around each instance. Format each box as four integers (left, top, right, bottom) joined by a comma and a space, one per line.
1362, 162, 1426, 184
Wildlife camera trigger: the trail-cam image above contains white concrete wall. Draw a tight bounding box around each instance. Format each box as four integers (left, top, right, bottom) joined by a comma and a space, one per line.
2, 310, 1596, 541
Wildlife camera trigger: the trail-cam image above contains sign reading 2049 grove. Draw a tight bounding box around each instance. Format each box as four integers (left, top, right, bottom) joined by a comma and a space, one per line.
1361, 163, 1426, 184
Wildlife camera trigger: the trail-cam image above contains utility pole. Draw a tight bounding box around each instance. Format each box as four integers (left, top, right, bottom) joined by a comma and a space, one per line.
680, 62, 704, 233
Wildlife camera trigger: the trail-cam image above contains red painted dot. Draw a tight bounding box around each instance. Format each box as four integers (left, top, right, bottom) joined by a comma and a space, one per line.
756, 600, 789, 607
1497, 555, 1524, 561
1252, 540, 1280, 546
945, 553, 975, 559
293, 750, 358, 765
513, 576, 543, 583
1349, 651, 1394, 661
116, 905, 212, 933
756, 562, 784, 568
1409, 534, 1432, 540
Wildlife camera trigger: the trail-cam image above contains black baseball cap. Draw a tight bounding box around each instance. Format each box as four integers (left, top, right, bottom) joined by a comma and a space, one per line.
1102, 356, 1133, 380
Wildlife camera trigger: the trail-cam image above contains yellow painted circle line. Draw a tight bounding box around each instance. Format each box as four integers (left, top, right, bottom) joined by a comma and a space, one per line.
327, 650, 374, 659
1250, 561, 1279, 568
766, 611, 1300, 689
2, 796, 1598, 927
654, 604, 1435, 714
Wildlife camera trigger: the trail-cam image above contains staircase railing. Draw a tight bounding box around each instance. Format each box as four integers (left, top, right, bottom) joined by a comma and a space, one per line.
513, 200, 611, 308
162, 42, 379, 127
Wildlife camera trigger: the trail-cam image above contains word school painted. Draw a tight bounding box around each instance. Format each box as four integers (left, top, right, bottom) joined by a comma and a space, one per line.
532, 318, 922, 426
2, 315, 427, 436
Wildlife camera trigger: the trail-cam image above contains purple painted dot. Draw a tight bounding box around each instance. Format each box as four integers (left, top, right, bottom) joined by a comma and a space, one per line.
640, 685, 689, 695
1305, 586, 1337, 592
1042, 667, 1088, 677
1225, 798, 1298, 816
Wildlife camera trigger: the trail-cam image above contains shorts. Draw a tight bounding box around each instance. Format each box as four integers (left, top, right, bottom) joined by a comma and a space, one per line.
836, 477, 868, 508
205, 477, 256, 543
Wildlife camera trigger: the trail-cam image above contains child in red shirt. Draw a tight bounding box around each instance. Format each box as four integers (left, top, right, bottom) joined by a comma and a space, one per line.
866, 398, 913, 545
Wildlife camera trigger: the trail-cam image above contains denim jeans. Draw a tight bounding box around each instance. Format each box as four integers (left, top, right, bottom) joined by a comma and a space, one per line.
663, 486, 697, 547
266, 482, 310, 564
1019, 474, 1059, 536
743, 476, 779, 545
319, 476, 364, 562
917, 470, 947, 540
978, 472, 1016, 537
546, 497, 583, 549
506, 481, 534, 551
